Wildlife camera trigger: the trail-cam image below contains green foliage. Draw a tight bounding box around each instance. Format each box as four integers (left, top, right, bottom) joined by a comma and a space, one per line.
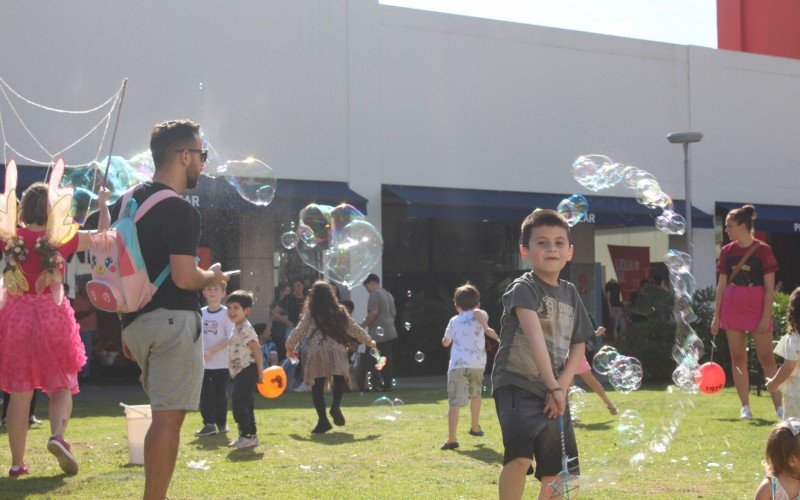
773, 291, 791, 337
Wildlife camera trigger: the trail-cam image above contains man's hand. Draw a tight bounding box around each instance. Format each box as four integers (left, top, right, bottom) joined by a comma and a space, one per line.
209, 263, 229, 285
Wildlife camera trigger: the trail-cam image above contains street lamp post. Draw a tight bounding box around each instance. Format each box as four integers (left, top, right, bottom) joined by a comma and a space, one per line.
667, 131, 703, 262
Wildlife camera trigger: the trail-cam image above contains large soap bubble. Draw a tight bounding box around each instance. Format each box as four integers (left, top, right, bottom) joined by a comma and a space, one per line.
290, 203, 383, 289
592, 346, 620, 375
664, 249, 692, 274
616, 410, 645, 446
608, 356, 643, 394
208, 158, 276, 207
572, 155, 619, 192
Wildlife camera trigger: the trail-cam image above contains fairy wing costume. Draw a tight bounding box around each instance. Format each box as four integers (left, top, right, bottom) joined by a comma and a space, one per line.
1, 158, 79, 307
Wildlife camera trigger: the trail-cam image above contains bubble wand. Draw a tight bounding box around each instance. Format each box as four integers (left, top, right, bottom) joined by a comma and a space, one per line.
549, 414, 580, 499
101, 78, 128, 188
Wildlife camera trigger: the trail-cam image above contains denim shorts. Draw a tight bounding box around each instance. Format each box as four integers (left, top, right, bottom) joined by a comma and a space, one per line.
494, 385, 579, 480
123, 308, 203, 412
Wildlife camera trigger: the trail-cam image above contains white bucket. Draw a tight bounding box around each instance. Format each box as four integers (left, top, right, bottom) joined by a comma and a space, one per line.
122, 404, 152, 465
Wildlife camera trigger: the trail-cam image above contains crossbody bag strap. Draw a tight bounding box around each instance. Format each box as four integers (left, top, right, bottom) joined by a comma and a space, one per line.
727, 241, 760, 285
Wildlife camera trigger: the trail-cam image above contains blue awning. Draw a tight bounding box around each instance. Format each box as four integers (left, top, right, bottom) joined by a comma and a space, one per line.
383, 184, 713, 228
717, 201, 800, 233
1, 164, 368, 215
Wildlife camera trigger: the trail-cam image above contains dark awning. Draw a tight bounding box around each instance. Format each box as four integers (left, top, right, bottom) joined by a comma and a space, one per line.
187, 175, 368, 214
0, 164, 368, 215
717, 201, 800, 233
384, 184, 713, 228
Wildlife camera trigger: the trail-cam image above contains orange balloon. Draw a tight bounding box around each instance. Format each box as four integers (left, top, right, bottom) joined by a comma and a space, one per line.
257, 366, 288, 398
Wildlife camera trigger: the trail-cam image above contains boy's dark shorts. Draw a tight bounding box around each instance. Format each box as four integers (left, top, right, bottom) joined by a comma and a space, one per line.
494, 385, 579, 480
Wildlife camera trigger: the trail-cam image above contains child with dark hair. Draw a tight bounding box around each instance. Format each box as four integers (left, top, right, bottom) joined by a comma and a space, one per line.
285, 281, 375, 433
492, 209, 594, 498
440, 284, 499, 450
755, 419, 800, 499
767, 288, 800, 420
226, 290, 263, 449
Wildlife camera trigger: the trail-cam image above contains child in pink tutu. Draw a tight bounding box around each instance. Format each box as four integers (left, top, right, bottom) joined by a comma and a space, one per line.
0, 174, 109, 477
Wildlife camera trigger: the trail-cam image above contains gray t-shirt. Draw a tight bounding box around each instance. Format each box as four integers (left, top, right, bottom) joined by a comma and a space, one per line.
491, 271, 594, 398
367, 288, 398, 341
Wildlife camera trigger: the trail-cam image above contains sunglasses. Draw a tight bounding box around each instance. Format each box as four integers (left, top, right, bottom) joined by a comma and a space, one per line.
175, 148, 208, 163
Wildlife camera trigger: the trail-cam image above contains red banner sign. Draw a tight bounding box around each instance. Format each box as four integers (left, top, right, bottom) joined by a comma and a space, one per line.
608, 245, 650, 301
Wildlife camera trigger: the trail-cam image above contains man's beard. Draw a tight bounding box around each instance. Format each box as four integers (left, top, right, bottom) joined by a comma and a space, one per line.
186, 172, 199, 189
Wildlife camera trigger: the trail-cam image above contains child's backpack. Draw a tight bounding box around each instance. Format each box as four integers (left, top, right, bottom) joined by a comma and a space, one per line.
86, 188, 181, 313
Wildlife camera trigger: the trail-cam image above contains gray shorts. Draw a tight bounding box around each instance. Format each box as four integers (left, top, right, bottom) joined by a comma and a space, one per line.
447, 368, 484, 406
494, 385, 579, 480
122, 308, 204, 412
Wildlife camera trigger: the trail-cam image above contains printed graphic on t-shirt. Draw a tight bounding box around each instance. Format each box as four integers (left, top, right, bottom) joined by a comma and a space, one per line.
204, 319, 220, 335
538, 299, 574, 371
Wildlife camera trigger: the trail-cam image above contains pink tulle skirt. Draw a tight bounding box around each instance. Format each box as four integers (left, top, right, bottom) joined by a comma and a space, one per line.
0, 293, 85, 394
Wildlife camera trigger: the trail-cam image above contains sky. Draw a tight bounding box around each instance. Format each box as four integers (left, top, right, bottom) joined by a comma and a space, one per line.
381, 0, 718, 48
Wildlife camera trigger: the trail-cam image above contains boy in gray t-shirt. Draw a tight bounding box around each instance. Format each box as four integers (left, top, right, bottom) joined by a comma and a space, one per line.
491, 209, 593, 498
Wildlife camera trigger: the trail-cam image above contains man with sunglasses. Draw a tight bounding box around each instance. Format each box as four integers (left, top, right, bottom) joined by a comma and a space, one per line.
110, 119, 228, 500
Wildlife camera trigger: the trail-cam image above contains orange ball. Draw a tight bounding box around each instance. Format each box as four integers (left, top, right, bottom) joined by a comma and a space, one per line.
695, 362, 726, 394
257, 366, 288, 398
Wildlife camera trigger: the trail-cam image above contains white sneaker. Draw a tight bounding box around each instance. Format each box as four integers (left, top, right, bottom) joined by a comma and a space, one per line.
740, 405, 753, 420
296, 382, 310, 392
777, 406, 785, 421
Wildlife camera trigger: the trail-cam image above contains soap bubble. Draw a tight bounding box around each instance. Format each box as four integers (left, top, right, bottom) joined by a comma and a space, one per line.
672, 363, 700, 393
568, 386, 587, 414
592, 346, 620, 375
372, 396, 394, 407
297, 224, 317, 248
670, 272, 696, 298
375, 326, 385, 338
324, 219, 384, 288
406, 290, 413, 299
608, 356, 643, 394
616, 410, 645, 446
665, 249, 692, 274
391, 398, 404, 406
414, 351, 425, 363
622, 168, 656, 189
281, 231, 299, 250
656, 210, 686, 235
404, 321, 412, 331
292, 203, 383, 289
391, 378, 398, 388
572, 155, 614, 191
635, 179, 672, 209
209, 158, 276, 206
557, 194, 589, 227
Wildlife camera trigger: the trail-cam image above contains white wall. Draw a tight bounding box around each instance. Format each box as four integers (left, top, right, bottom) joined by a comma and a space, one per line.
4, 0, 800, 294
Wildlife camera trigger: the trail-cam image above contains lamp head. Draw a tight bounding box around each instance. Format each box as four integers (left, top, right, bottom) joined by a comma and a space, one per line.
667, 131, 703, 144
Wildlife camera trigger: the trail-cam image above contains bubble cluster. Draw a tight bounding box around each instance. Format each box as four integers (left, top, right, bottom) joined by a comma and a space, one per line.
571, 153, 703, 465
288, 203, 383, 289
616, 410, 645, 446
557, 194, 589, 227
571, 154, 684, 237
568, 386, 587, 416
591, 346, 643, 393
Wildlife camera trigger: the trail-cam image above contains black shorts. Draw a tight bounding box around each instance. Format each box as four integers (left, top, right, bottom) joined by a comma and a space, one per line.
494, 385, 580, 480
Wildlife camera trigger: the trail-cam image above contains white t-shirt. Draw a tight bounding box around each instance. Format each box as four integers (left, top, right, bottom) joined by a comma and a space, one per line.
444, 309, 489, 371
775, 331, 800, 419
201, 305, 235, 370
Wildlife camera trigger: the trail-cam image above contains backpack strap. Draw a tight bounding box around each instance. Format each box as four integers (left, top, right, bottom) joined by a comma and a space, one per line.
727, 241, 760, 285
134, 189, 182, 223
120, 186, 183, 288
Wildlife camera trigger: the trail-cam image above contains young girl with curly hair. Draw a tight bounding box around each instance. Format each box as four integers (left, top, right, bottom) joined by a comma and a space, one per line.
767, 288, 800, 420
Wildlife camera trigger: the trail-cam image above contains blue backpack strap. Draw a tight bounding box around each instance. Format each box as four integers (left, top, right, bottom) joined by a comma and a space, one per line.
153, 265, 171, 288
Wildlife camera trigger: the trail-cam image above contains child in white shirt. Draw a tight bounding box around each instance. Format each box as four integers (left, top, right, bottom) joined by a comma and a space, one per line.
767, 287, 800, 420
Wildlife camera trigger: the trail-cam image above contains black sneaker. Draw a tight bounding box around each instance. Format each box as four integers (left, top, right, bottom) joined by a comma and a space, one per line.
468, 428, 484, 437
440, 441, 459, 451
329, 407, 345, 426
195, 424, 217, 437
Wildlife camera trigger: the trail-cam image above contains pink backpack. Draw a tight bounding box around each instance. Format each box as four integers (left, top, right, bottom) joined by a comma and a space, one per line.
86, 189, 181, 313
